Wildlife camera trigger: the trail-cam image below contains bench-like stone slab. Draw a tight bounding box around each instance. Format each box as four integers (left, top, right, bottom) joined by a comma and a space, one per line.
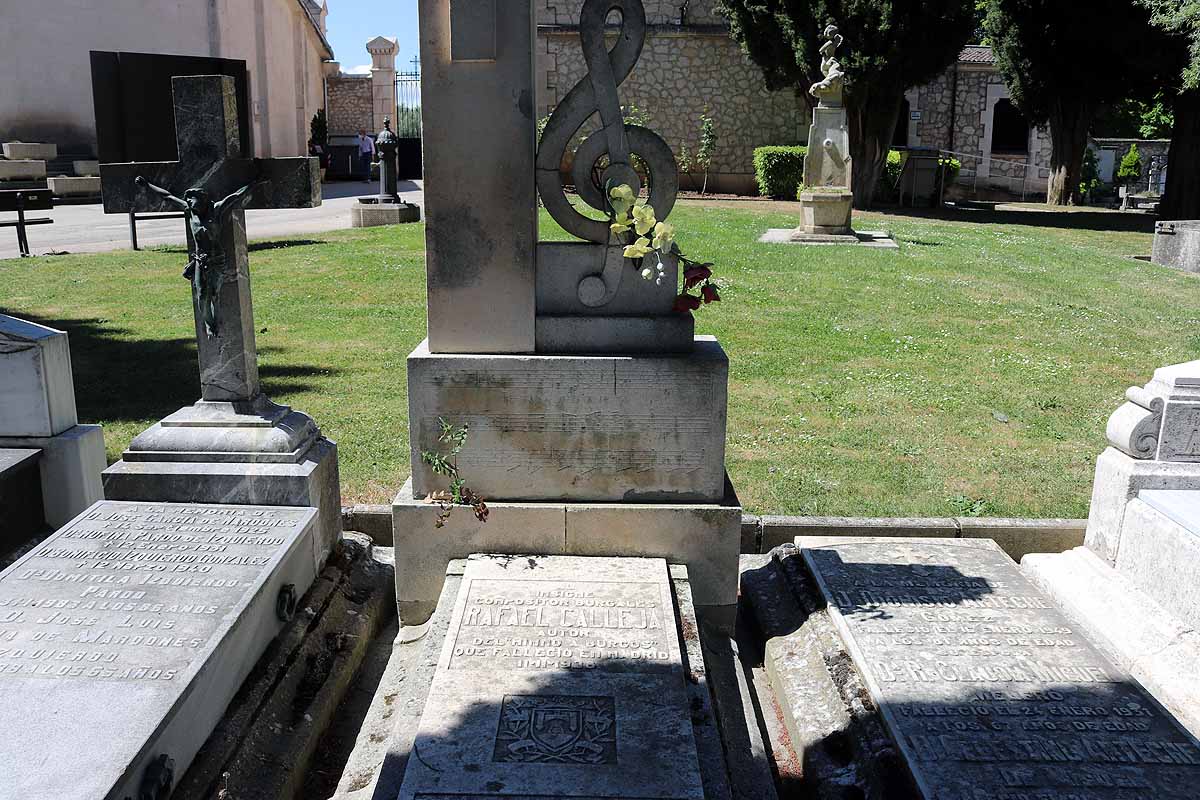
397, 554, 705, 800
798, 536, 1200, 799
0, 315, 78, 438
0, 160, 47, 181
3, 142, 56, 160
0, 500, 319, 800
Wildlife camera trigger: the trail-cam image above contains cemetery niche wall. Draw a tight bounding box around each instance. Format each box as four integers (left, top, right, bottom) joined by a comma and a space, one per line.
393, 0, 741, 626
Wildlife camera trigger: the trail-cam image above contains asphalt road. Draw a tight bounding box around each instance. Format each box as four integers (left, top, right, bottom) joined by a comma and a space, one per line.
0, 180, 424, 261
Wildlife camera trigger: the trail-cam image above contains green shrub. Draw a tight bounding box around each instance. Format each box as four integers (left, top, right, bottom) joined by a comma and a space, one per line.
937, 156, 961, 185
1116, 143, 1142, 186
753, 146, 807, 198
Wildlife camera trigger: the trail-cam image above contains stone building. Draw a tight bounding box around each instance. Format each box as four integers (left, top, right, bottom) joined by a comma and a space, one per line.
326, 37, 400, 136
0, 0, 334, 158
536, 0, 808, 194
902, 46, 1051, 196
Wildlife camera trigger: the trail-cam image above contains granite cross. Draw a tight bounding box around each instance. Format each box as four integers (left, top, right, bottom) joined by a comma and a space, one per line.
99, 74, 320, 403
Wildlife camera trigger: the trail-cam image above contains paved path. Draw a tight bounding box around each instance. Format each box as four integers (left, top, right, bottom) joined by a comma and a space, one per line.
0, 180, 424, 261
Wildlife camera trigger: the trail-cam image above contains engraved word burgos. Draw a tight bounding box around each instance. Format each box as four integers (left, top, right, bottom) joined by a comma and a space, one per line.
535, 0, 679, 308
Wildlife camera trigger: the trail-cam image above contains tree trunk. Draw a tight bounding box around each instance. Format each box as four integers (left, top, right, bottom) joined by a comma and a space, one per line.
846, 81, 905, 210
1045, 99, 1092, 206
1162, 88, 1200, 219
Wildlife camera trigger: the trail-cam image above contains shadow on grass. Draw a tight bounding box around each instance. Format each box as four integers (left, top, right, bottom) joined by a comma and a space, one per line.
247, 238, 327, 252
0, 310, 338, 423
881, 206, 1158, 234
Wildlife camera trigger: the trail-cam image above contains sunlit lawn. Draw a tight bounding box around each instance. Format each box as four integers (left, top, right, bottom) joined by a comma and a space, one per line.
0, 201, 1188, 518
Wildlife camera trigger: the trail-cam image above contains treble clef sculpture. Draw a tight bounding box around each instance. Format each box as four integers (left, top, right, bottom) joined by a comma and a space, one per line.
536, 0, 678, 307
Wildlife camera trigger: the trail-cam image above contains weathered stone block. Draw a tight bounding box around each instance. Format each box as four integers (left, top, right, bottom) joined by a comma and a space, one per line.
350, 201, 420, 227
72, 160, 100, 176
2, 142, 56, 160
420, 0, 537, 353
534, 314, 694, 354
796, 190, 853, 235
0, 500, 319, 800
1112, 492, 1200, 629
0, 160, 46, 180
1152, 220, 1200, 274
406, 336, 728, 502
0, 315, 78, 437
47, 175, 101, 196
392, 474, 741, 624
0, 424, 106, 530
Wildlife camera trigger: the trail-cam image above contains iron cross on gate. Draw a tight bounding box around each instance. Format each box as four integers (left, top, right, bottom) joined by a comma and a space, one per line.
99, 74, 320, 403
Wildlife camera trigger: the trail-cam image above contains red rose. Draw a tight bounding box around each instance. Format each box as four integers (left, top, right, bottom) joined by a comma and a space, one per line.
673, 293, 702, 312
683, 265, 712, 289
701, 283, 721, 304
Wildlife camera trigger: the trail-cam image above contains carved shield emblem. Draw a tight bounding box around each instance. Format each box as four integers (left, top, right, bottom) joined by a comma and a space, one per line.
530, 706, 583, 752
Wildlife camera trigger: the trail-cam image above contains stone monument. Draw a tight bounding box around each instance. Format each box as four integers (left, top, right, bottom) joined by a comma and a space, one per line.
0, 314, 105, 531
0, 500, 320, 800
759, 25, 894, 247
99, 75, 342, 564
1152, 220, 1200, 274
392, 0, 740, 625
351, 117, 421, 228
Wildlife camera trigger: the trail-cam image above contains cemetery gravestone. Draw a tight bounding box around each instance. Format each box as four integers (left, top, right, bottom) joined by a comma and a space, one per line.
1152, 221, 1200, 274
0, 500, 319, 800
778, 537, 1200, 799
0, 315, 105, 530
394, 0, 741, 624
99, 75, 342, 562
397, 555, 706, 800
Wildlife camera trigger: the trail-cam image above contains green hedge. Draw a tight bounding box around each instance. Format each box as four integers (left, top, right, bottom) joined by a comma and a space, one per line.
753, 146, 807, 198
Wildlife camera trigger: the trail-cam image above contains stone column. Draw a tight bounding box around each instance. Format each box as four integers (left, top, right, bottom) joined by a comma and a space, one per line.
367, 36, 399, 133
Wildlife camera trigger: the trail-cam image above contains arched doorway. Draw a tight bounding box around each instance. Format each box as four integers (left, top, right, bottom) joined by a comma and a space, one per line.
990, 98, 1028, 155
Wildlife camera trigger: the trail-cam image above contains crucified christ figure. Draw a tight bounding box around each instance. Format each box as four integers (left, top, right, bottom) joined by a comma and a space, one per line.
135, 174, 264, 338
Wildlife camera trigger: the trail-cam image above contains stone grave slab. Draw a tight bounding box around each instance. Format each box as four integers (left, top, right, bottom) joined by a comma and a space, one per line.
0, 500, 319, 800
798, 536, 1200, 799
0, 314, 79, 438
397, 554, 705, 800
1152, 221, 1200, 274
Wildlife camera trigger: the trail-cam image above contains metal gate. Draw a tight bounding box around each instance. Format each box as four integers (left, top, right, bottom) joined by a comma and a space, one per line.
395, 60, 422, 179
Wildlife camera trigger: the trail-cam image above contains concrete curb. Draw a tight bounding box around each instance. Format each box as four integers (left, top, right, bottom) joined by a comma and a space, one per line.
344, 505, 1086, 563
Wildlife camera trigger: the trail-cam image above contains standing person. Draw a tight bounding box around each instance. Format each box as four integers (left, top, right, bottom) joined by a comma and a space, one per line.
357, 129, 375, 183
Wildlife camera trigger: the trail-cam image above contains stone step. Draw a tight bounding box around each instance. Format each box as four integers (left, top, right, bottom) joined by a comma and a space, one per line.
1022, 545, 1200, 738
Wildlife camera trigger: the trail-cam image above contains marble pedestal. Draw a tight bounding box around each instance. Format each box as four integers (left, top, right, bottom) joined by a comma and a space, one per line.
351, 200, 421, 227
102, 396, 342, 564
391, 475, 741, 625
795, 189, 853, 236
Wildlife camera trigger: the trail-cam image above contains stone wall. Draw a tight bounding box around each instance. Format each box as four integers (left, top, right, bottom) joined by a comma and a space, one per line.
327, 74, 373, 136
536, 1, 807, 194
1094, 138, 1171, 194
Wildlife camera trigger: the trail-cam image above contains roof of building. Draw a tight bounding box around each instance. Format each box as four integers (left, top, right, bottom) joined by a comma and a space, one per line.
297, 0, 334, 60
959, 45, 995, 65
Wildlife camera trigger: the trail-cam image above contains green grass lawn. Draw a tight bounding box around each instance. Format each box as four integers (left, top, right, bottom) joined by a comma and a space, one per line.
0, 202, 1190, 517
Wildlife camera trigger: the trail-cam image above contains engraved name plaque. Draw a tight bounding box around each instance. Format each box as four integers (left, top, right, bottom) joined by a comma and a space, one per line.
397, 555, 705, 799
0, 500, 319, 800
800, 537, 1200, 800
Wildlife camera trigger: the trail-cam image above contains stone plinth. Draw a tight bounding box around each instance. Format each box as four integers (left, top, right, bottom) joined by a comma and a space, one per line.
396, 555, 705, 800
0, 160, 47, 181
406, 336, 728, 503
391, 475, 741, 625
3, 142, 56, 160
0, 449, 43, 548
0, 500, 319, 800
47, 175, 101, 197
1153, 221, 1200, 274
102, 398, 341, 565
73, 159, 100, 176
351, 200, 420, 227
0, 315, 78, 437
795, 189, 853, 236
787, 537, 1200, 799
0, 424, 105, 530
419, 0, 537, 353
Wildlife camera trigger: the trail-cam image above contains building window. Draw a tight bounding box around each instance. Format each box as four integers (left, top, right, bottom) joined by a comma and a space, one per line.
991, 99, 1028, 155
893, 98, 910, 148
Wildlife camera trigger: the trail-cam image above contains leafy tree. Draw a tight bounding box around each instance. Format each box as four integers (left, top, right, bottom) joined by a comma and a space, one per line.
719, 0, 977, 208
984, 0, 1168, 205
1079, 147, 1102, 203
1138, 0, 1200, 217
697, 111, 718, 194
1092, 96, 1175, 139
309, 108, 328, 149
1116, 143, 1143, 187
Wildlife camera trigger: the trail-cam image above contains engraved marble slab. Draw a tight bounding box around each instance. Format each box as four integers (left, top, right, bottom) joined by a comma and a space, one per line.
406, 336, 728, 502
397, 555, 705, 799
0, 500, 319, 800
798, 537, 1200, 800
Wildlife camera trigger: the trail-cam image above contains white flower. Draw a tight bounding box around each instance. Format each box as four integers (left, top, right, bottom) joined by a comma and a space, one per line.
641, 267, 654, 280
